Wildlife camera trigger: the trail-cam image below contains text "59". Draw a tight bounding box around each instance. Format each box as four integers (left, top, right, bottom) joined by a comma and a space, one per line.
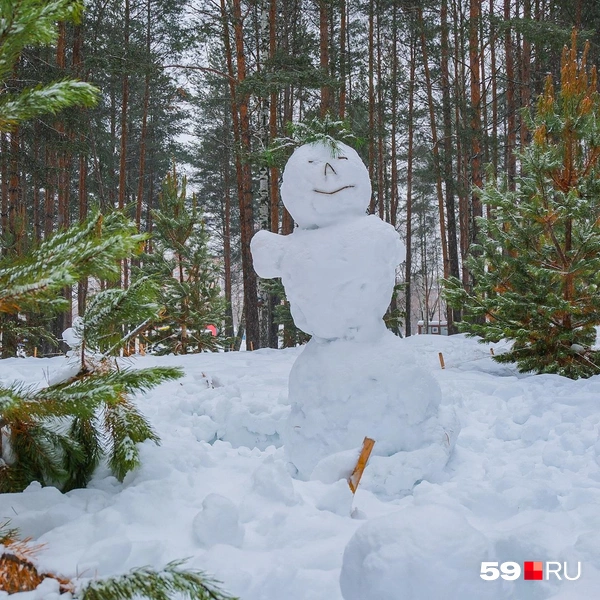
480, 562, 521, 581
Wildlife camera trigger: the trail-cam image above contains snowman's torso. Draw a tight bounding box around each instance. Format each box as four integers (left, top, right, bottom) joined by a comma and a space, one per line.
281, 215, 402, 340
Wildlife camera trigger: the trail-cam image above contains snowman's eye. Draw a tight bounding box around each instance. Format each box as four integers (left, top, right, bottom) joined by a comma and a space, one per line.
308, 160, 314, 163
338, 156, 348, 160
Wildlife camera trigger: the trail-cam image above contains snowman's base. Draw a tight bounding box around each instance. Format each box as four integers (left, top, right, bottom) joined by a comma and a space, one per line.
283, 331, 460, 497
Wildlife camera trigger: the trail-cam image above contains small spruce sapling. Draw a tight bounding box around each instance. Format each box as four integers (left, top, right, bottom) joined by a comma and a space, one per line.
141, 166, 227, 354
445, 31, 600, 379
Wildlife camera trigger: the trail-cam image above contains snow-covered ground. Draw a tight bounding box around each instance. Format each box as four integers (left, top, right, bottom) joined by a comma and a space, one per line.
1, 334, 599, 599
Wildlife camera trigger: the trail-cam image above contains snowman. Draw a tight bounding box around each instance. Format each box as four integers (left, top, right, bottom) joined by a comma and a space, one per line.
251, 141, 459, 497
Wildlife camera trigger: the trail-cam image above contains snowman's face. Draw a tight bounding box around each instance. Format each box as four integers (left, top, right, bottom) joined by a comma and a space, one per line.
280, 141, 371, 229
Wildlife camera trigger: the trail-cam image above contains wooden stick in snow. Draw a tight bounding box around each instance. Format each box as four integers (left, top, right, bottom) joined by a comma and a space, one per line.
349, 437, 375, 494
438, 352, 445, 369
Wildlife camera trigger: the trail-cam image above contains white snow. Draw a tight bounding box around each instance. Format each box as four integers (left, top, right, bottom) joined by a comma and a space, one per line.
340, 503, 495, 600
0, 335, 599, 599
284, 332, 460, 494
253, 215, 402, 340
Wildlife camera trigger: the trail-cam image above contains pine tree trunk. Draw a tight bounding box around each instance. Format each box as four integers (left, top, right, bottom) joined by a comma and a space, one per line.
417, 8, 449, 279
57, 21, 72, 333
228, 0, 259, 350
339, 0, 347, 119
521, 0, 532, 152
32, 127, 41, 242
1, 134, 8, 253
268, 0, 279, 348
223, 158, 234, 340
319, 0, 331, 117
76, 17, 87, 317
44, 147, 54, 239
389, 4, 398, 228
442, 0, 461, 333
136, 0, 152, 233
405, 36, 416, 337
453, 0, 470, 287
469, 0, 483, 252
146, 142, 155, 253
376, 4, 384, 221
368, 0, 375, 215
490, 0, 499, 176
479, 3, 489, 172
504, 0, 517, 191
8, 129, 20, 255
109, 80, 117, 209
257, 0, 271, 349
77, 153, 88, 317
56, 21, 69, 233
119, 0, 130, 289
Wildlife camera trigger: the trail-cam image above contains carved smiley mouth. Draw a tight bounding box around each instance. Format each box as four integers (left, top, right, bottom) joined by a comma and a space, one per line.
313, 185, 355, 195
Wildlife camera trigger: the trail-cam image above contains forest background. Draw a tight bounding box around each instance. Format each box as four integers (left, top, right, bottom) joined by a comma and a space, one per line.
1, 0, 596, 355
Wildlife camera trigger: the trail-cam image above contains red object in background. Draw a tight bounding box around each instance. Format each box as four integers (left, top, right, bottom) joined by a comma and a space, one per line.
206, 324, 217, 336
524, 562, 543, 580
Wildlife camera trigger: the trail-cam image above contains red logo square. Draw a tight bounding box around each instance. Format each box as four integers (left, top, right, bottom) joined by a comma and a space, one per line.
524, 561, 543, 580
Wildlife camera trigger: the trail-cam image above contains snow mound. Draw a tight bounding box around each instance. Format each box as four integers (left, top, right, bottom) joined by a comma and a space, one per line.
340, 503, 500, 600
284, 332, 459, 497
4, 334, 600, 599
129, 351, 294, 451
193, 493, 244, 548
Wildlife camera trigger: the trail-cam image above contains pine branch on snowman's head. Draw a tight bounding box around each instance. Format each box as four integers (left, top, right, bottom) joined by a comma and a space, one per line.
280, 139, 372, 230
264, 115, 363, 168
285, 115, 357, 150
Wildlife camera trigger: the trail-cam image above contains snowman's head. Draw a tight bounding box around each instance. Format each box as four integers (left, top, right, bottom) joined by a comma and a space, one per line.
280, 141, 371, 229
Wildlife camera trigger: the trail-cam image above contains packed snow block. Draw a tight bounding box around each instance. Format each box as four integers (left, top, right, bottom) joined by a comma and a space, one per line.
284, 332, 459, 495
251, 140, 459, 496
253, 214, 402, 341
313, 479, 354, 515
192, 493, 244, 548
340, 504, 501, 600
250, 457, 299, 506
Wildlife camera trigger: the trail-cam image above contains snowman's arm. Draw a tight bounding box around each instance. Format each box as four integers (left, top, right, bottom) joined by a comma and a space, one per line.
251, 230, 286, 279
368, 215, 406, 265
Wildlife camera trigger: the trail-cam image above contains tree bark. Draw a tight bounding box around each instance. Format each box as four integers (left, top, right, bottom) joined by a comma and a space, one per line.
469, 0, 483, 251
417, 8, 449, 279
376, 3, 384, 221
319, 0, 331, 116
339, 0, 347, 118
505, 0, 517, 191
368, 0, 375, 214
8, 129, 20, 254
490, 0, 499, 176
228, 0, 259, 350
390, 3, 399, 228
223, 151, 234, 340
442, 0, 461, 332
44, 146, 54, 239
119, 0, 130, 288
268, 0, 279, 348
521, 0, 532, 153
1, 134, 8, 253
405, 36, 416, 337
136, 0, 152, 233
